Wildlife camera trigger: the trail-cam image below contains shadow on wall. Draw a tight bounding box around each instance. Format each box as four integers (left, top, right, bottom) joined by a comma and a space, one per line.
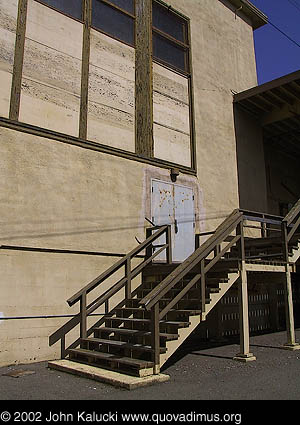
234, 104, 268, 213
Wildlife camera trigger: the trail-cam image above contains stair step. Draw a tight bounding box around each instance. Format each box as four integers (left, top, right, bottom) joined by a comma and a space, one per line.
81, 337, 167, 353
116, 307, 200, 316
106, 317, 190, 328
170, 309, 201, 315
68, 348, 153, 370
93, 327, 178, 341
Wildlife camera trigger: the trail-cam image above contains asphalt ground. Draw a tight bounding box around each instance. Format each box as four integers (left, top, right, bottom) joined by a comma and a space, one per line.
1, 329, 300, 402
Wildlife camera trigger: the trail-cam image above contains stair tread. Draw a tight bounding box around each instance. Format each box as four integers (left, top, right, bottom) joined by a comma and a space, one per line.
81, 337, 167, 353
117, 306, 205, 313
94, 327, 178, 340
68, 348, 153, 368
107, 317, 190, 326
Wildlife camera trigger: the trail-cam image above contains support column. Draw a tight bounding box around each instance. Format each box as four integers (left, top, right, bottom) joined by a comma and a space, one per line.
233, 262, 256, 362
135, 0, 153, 157
281, 266, 300, 350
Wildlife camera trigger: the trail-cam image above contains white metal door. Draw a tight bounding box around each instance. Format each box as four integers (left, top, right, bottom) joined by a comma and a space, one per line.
151, 180, 195, 262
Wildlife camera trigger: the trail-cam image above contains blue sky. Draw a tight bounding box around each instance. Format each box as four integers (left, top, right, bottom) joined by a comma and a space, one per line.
250, 0, 300, 84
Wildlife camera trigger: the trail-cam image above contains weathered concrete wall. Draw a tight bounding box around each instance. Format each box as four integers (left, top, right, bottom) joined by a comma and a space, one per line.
19, 0, 82, 135
153, 63, 191, 167
88, 31, 135, 152
0, 125, 200, 366
234, 106, 268, 213
0, 0, 18, 117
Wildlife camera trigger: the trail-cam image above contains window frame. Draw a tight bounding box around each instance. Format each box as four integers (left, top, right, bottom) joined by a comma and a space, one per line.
151, 1, 196, 171
91, 0, 136, 48
34, 0, 84, 23
152, 0, 190, 77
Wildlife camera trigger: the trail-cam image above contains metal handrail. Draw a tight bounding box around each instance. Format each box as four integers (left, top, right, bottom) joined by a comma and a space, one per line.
67, 225, 170, 307
282, 199, 300, 227
138, 209, 244, 373
139, 209, 243, 312
281, 198, 300, 261
49, 224, 172, 357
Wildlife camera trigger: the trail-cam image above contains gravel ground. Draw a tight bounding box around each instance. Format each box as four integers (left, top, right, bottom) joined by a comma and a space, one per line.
0, 329, 300, 401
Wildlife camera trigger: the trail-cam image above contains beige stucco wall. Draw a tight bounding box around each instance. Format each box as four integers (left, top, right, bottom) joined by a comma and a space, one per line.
0, 126, 200, 366
167, 0, 258, 231
0, 0, 261, 366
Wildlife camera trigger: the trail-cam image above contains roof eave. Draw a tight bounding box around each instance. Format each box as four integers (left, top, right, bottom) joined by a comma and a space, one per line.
228, 0, 268, 29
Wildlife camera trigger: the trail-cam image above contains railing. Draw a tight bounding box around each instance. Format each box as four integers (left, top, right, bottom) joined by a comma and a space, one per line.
49, 224, 172, 358
282, 199, 300, 262
196, 210, 284, 249
139, 209, 244, 372
139, 200, 300, 373
49, 198, 300, 370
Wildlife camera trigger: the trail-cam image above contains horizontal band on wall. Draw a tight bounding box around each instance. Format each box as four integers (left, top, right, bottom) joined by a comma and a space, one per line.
0, 117, 197, 176
0, 244, 145, 258
0, 314, 105, 320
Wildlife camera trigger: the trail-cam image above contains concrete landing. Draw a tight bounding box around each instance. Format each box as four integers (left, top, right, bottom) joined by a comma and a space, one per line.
48, 360, 170, 390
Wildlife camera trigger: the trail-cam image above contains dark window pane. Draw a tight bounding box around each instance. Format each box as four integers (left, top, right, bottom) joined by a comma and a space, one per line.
153, 1, 186, 42
106, 0, 134, 14
39, 0, 82, 20
92, 0, 134, 45
153, 32, 186, 72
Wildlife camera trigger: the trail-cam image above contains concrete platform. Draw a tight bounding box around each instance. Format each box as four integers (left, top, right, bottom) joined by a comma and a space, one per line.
48, 360, 170, 390
281, 343, 300, 351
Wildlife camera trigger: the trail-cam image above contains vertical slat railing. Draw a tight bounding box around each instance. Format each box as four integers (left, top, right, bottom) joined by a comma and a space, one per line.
166, 225, 173, 264
50, 224, 173, 358
151, 303, 160, 375
125, 257, 132, 299
200, 258, 206, 318
80, 291, 87, 340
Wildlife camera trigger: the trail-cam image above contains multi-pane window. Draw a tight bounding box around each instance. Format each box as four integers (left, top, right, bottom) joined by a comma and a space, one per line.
92, 0, 135, 47
36, 0, 83, 20
152, 1, 190, 74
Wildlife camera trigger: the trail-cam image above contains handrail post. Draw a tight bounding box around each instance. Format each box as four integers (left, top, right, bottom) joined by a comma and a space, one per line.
145, 227, 153, 261
281, 222, 299, 349
151, 303, 160, 374
200, 259, 206, 320
195, 234, 200, 250
234, 218, 256, 362
281, 221, 289, 264
125, 257, 132, 299
80, 291, 87, 340
166, 225, 172, 264
61, 335, 66, 359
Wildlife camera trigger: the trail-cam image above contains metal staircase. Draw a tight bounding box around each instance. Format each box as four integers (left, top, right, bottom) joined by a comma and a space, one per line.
49, 200, 300, 378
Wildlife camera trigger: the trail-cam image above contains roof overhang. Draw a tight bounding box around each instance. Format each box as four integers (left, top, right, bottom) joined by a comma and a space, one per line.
234, 70, 300, 158
227, 0, 268, 29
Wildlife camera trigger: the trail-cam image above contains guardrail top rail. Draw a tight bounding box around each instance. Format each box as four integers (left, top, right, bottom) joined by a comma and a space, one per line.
282, 199, 300, 227
139, 209, 243, 312
49, 224, 172, 356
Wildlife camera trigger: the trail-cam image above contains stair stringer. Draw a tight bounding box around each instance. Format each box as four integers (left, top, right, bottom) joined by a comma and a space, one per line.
159, 271, 239, 369
205, 271, 240, 317
289, 241, 300, 263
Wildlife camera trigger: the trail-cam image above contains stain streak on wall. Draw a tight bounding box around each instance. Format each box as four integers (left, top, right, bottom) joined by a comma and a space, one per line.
87, 30, 135, 152
153, 63, 191, 167
19, 0, 83, 136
